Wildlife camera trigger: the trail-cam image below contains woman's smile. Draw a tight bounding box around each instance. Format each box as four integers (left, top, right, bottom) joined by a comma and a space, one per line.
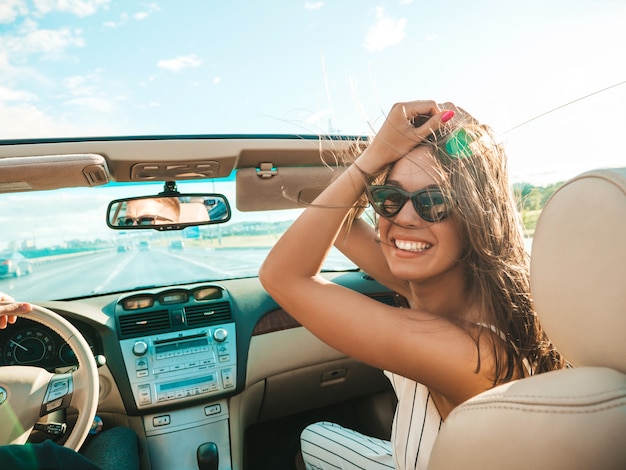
392, 237, 432, 253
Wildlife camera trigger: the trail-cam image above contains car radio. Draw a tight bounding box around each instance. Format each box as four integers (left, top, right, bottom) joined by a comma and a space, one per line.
119, 324, 236, 410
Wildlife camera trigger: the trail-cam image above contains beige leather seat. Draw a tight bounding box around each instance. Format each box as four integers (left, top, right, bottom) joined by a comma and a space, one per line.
428, 168, 626, 469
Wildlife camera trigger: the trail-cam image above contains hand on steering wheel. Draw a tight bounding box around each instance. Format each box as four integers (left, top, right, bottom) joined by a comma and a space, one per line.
0, 303, 99, 451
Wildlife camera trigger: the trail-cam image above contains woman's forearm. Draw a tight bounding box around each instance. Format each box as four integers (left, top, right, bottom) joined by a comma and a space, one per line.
259, 161, 370, 287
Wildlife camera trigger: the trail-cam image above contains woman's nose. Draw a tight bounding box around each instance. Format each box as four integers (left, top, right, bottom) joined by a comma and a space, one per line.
393, 199, 427, 227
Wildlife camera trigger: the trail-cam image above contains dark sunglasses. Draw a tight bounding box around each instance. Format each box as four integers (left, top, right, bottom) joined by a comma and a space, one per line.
117, 215, 174, 226
366, 185, 453, 222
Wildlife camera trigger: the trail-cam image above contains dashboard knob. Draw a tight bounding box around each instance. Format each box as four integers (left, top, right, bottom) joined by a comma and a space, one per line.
132, 341, 148, 356
213, 328, 228, 342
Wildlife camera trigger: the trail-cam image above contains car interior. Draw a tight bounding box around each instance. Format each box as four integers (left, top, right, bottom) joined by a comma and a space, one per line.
1, 2, 626, 468
1, 135, 624, 470
0, 135, 403, 470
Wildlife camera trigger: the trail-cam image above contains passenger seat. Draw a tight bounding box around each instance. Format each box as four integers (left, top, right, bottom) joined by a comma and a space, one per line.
427, 167, 626, 470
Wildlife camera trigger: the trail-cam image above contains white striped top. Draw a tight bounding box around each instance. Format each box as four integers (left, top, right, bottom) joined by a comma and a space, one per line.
384, 371, 443, 470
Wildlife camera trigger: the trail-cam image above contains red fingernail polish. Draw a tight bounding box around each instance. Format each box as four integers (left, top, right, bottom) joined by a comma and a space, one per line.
441, 110, 455, 123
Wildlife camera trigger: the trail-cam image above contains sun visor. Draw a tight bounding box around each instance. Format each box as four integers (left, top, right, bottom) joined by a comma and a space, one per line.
236, 165, 346, 211
0, 154, 110, 193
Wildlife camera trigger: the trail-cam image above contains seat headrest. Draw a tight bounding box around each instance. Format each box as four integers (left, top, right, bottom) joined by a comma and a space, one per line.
530, 167, 626, 373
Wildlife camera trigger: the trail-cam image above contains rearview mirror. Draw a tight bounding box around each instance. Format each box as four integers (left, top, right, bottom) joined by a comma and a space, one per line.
107, 194, 231, 230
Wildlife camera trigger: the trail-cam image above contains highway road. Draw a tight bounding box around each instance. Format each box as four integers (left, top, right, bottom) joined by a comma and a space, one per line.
0, 246, 271, 301
0, 245, 354, 302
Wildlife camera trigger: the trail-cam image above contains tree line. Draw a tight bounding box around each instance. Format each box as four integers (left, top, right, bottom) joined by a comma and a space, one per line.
513, 181, 563, 233
513, 181, 563, 212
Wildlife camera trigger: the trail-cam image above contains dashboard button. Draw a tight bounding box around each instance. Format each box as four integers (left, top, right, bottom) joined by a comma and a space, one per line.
153, 415, 170, 427
133, 341, 148, 356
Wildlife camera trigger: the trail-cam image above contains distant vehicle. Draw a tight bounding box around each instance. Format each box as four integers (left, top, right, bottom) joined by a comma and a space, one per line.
168, 240, 184, 251
117, 243, 133, 253
0, 251, 33, 277
138, 240, 151, 251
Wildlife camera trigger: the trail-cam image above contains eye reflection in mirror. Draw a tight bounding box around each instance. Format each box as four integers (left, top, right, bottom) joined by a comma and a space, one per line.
107, 194, 231, 230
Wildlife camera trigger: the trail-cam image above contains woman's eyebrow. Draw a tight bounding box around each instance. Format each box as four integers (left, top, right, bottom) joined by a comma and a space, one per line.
383, 179, 441, 191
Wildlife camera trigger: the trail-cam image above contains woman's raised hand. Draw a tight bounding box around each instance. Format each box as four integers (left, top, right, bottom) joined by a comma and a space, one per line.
358, 100, 455, 173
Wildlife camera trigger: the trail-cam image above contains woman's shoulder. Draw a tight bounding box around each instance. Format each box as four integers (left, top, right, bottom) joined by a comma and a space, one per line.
472, 322, 532, 377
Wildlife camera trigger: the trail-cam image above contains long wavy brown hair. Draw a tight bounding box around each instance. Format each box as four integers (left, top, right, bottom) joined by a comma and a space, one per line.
341, 120, 567, 385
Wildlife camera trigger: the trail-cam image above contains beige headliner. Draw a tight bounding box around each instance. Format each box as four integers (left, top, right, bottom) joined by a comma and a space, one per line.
0, 135, 367, 211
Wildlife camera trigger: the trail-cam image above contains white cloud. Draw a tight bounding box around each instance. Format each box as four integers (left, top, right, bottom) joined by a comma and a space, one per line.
32, 0, 111, 18
64, 74, 97, 96
364, 7, 406, 52
157, 54, 203, 72
0, 101, 74, 138
4, 19, 85, 58
0, 85, 38, 103
212, 77, 221, 85
65, 96, 116, 112
104, 4, 160, 28
0, 0, 28, 23
103, 12, 129, 29
133, 3, 160, 20
61, 70, 122, 112
304, 2, 324, 10
0, 49, 20, 80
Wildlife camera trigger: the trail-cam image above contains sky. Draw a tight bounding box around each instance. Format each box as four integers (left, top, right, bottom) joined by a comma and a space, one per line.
1, 0, 625, 185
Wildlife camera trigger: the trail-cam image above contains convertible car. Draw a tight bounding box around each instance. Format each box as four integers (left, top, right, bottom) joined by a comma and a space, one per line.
2, 0, 626, 467
0, 133, 624, 470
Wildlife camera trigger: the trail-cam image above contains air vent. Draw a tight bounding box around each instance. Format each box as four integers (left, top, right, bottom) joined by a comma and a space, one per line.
185, 302, 232, 327
118, 310, 171, 338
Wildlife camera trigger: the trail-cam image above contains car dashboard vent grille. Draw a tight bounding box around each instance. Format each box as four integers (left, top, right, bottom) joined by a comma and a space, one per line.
185, 302, 232, 327
369, 293, 408, 307
118, 310, 172, 338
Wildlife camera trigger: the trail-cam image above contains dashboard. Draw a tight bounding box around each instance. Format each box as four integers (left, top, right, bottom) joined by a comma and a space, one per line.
0, 273, 403, 470
0, 283, 237, 410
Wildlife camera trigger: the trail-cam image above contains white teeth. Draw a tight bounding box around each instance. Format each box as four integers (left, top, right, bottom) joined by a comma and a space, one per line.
394, 240, 431, 252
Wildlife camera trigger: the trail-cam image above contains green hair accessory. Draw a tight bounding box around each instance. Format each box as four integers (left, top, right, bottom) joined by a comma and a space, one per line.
444, 128, 473, 159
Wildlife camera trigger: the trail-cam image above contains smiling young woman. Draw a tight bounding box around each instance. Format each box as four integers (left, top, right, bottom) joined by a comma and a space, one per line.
259, 99, 566, 469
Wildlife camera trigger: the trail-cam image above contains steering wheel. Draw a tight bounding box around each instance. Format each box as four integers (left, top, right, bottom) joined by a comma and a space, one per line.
0, 304, 99, 451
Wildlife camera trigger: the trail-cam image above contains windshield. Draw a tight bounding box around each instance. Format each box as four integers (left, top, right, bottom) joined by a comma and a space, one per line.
0, 178, 357, 300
